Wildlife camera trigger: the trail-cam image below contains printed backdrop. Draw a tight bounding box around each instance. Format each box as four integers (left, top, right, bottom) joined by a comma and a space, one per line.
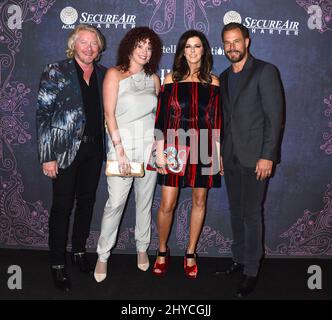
0, 0, 331, 257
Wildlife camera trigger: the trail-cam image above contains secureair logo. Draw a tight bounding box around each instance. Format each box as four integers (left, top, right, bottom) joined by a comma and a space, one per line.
223, 10, 299, 36
223, 10, 242, 25
60, 6, 136, 30
60, 7, 78, 27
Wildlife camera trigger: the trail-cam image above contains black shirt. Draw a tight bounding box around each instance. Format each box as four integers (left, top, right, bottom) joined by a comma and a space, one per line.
228, 68, 242, 102
75, 59, 102, 137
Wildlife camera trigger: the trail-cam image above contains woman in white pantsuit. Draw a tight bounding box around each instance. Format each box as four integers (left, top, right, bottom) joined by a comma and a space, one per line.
94, 27, 162, 282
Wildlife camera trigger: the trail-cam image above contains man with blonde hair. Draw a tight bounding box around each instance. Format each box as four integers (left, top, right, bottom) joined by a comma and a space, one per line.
36, 24, 106, 292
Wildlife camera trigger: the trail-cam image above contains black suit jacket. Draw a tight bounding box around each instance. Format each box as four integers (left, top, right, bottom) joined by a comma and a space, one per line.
219, 55, 283, 167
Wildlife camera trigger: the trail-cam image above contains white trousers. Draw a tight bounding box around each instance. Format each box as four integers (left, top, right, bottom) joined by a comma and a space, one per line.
96, 169, 157, 262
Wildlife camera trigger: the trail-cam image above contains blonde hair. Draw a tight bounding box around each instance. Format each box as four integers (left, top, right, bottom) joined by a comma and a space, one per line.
66, 24, 105, 60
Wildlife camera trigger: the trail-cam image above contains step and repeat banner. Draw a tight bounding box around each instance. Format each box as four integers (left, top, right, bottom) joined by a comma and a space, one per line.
0, 0, 331, 257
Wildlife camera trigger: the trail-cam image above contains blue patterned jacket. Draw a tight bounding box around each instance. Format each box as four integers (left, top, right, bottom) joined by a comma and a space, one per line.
36, 58, 106, 169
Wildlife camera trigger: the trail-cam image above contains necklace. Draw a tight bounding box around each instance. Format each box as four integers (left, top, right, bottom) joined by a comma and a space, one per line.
129, 70, 148, 91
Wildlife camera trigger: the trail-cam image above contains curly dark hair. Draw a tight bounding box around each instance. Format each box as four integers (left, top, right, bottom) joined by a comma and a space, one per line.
172, 29, 213, 84
116, 26, 162, 75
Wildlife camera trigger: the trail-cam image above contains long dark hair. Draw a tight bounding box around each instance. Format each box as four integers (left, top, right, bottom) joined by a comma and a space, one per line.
117, 26, 162, 75
172, 30, 213, 84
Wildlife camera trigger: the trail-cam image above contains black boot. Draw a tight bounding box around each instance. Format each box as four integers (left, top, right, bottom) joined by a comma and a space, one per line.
51, 265, 71, 292
236, 274, 257, 297
71, 252, 93, 274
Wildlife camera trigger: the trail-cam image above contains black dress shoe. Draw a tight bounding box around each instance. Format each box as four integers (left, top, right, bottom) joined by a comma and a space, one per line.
214, 261, 244, 276
71, 252, 93, 274
51, 266, 71, 292
236, 275, 257, 297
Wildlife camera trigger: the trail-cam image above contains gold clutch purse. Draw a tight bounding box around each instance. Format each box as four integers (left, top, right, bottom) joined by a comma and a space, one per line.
105, 160, 144, 177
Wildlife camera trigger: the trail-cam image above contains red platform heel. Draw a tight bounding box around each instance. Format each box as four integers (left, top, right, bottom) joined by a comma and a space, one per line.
152, 248, 170, 276
184, 253, 198, 279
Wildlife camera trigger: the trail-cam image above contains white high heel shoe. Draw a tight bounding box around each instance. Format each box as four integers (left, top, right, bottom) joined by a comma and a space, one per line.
94, 259, 107, 283
137, 251, 149, 271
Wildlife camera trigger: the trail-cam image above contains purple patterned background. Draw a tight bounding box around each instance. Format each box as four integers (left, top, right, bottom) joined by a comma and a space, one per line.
0, 0, 331, 257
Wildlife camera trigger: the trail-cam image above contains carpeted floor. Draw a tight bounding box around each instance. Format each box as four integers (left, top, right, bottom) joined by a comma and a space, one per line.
0, 248, 331, 300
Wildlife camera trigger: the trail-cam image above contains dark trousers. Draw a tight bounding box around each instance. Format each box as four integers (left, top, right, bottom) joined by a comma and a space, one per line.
49, 141, 103, 265
224, 156, 267, 277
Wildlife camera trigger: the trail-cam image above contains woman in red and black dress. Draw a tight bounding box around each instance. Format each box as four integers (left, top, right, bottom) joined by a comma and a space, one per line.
152, 30, 223, 279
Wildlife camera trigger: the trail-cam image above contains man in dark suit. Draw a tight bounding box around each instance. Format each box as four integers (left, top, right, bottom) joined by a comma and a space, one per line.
215, 23, 284, 297
36, 24, 106, 292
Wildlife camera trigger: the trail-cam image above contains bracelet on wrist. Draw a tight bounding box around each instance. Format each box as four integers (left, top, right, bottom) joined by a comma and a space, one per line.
114, 143, 123, 149
113, 140, 122, 146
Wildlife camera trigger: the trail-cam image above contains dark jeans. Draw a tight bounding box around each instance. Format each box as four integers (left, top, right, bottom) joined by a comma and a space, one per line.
49, 141, 103, 265
224, 156, 267, 277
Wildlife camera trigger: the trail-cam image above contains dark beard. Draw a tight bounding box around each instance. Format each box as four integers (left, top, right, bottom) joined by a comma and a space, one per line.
225, 50, 246, 63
